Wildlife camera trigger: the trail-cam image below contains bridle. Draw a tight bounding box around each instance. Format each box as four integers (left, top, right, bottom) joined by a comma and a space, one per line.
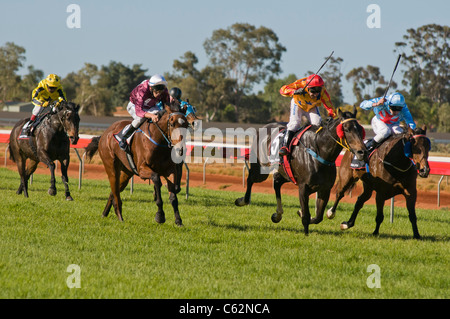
149, 111, 186, 148
331, 117, 365, 153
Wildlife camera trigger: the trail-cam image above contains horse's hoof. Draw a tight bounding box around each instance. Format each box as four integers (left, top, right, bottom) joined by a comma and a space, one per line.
271, 213, 282, 223
48, 188, 57, 196
234, 197, 248, 207
155, 213, 166, 224
175, 219, 183, 227
326, 208, 335, 219
340, 222, 349, 230
66, 196, 74, 201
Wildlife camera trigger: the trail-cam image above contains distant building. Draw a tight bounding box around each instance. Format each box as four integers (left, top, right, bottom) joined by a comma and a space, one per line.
2, 102, 34, 112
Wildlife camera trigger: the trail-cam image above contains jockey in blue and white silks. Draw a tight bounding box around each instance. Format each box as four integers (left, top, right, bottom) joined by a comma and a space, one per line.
360, 92, 416, 151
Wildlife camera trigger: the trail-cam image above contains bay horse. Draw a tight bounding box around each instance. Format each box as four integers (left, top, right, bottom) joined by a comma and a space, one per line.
84, 103, 188, 225
235, 107, 367, 235
327, 126, 430, 239
9, 101, 80, 200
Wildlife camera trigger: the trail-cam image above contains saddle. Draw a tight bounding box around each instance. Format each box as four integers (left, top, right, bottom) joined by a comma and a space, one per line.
18, 115, 47, 140
281, 125, 312, 185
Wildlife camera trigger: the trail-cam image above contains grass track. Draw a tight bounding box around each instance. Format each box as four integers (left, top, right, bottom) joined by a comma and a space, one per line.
0, 168, 448, 299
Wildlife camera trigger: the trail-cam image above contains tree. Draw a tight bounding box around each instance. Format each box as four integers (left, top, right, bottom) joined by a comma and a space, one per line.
168, 51, 236, 122
62, 63, 113, 116
203, 23, 286, 118
97, 61, 148, 107
260, 74, 297, 121
18, 65, 44, 101
345, 65, 393, 104
319, 56, 345, 107
395, 24, 449, 104
0, 42, 26, 104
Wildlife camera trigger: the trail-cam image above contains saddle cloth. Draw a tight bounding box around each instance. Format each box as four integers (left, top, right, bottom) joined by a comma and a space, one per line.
113, 124, 137, 146
280, 125, 312, 185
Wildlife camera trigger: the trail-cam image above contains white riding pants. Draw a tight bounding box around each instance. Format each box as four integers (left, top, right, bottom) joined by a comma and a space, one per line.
286, 98, 321, 131
371, 116, 404, 142
127, 101, 160, 128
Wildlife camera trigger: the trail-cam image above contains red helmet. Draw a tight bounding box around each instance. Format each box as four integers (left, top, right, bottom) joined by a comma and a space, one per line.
306, 74, 324, 87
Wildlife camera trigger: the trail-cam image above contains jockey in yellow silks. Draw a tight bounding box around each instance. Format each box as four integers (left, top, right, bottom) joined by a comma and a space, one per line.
278, 74, 335, 156
23, 74, 67, 136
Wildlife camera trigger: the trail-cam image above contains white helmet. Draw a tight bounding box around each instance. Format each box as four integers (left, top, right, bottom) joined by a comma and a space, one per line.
387, 92, 406, 110
149, 74, 168, 91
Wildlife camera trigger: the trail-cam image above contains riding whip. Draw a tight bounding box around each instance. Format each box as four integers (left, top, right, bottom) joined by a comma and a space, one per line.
383, 54, 401, 99
295, 50, 334, 95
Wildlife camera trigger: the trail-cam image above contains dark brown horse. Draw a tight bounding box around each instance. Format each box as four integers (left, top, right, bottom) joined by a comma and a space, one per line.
9, 101, 80, 200
235, 108, 367, 235
327, 126, 430, 239
85, 104, 188, 225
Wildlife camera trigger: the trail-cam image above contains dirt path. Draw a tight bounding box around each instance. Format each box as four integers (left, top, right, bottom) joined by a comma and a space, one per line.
3, 156, 449, 210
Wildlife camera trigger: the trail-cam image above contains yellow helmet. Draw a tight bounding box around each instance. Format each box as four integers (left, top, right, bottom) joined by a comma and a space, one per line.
45, 74, 61, 88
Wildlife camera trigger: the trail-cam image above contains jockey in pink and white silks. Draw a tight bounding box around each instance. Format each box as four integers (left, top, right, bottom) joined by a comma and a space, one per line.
359, 92, 416, 152
114, 74, 173, 152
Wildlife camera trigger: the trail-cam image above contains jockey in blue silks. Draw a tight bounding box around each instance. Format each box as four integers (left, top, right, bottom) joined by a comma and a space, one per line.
360, 92, 416, 152
158, 87, 197, 121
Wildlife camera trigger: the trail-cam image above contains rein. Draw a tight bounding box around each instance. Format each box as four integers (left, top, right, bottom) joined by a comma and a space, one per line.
146, 112, 185, 148
380, 136, 414, 173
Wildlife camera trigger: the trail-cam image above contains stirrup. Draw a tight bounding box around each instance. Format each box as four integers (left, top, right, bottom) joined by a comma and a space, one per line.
118, 139, 130, 152
279, 146, 289, 156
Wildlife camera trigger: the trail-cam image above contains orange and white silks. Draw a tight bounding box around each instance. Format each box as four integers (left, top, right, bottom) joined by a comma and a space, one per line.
279, 77, 335, 117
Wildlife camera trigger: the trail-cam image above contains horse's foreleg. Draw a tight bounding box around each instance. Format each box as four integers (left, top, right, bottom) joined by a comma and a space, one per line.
341, 182, 373, 230
167, 182, 182, 226
39, 153, 57, 196
327, 175, 359, 220
59, 157, 73, 201
296, 185, 312, 235
372, 193, 386, 236
405, 190, 421, 239
151, 173, 165, 224
271, 172, 288, 223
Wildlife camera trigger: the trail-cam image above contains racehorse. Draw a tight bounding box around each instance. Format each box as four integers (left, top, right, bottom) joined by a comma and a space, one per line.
235, 107, 367, 235
327, 125, 430, 239
85, 103, 188, 225
9, 101, 80, 200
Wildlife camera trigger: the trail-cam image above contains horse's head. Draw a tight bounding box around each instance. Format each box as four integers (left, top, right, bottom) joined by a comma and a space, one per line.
180, 101, 200, 130
409, 125, 430, 178
335, 106, 367, 162
57, 101, 80, 145
163, 101, 189, 159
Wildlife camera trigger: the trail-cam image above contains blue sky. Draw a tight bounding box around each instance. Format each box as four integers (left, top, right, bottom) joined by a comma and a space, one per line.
1, 0, 449, 104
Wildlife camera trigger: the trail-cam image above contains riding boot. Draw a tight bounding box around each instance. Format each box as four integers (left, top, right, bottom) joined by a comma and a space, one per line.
23, 118, 36, 136
116, 125, 137, 152
279, 130, 295, 156
365, 139, 381, 153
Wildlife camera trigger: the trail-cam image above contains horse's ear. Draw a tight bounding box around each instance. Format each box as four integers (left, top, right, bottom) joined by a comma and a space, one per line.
352, 105, 357, 117
421, 125, 427, 134
337, 108, 343, 117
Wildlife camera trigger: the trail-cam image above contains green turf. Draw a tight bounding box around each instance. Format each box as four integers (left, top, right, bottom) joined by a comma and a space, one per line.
0, 167, 448, 299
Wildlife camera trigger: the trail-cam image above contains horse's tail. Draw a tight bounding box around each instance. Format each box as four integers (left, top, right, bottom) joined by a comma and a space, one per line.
85, 136, 101, 161
9, 143, 16, 163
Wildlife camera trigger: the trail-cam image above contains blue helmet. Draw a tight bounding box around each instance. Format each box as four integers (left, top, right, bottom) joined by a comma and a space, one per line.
387, 92, 406, 111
